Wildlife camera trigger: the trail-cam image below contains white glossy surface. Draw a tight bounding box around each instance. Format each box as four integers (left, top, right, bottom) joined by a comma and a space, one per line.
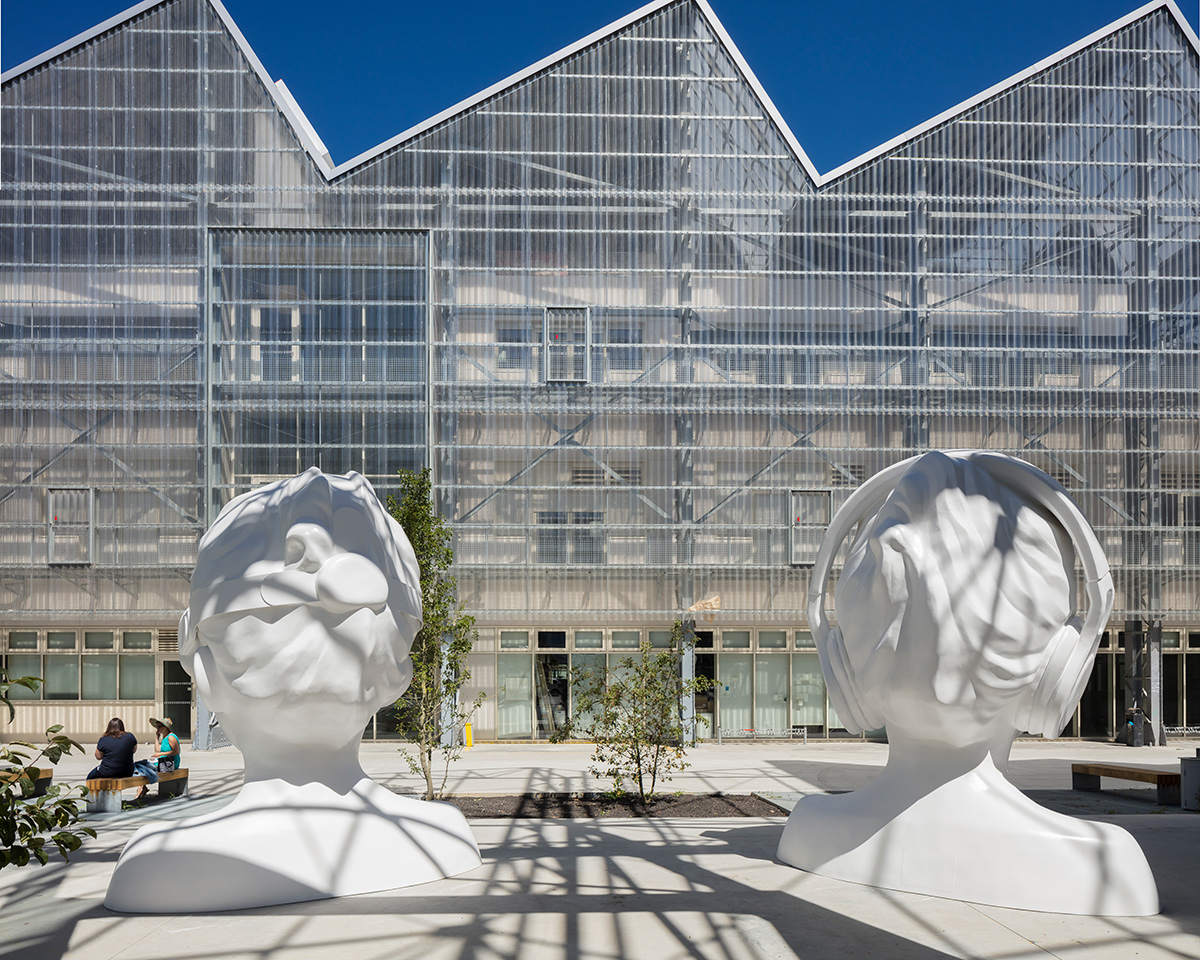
105, 469, 481, 913
779, 451, 1159, 916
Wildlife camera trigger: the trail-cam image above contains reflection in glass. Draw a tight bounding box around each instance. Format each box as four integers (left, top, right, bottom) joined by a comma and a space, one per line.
119, 655, 156, 700
47, 632, 75, 650
719, 654, 752, 736
570, 653, 606, 732
43, 655, 79, 700
5, 654, 41, 699
574, 630, 603, 649
694, 653, 716, 737
82, 655, 118, 700
611, 630, 640, 649
497, 655, 533, 739
122, 632, 153, 650
755, 654, 789, 734
791, 653, 825, 728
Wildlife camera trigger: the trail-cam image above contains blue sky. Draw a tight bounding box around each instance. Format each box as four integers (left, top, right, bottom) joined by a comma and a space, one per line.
4, 1, 1198, 173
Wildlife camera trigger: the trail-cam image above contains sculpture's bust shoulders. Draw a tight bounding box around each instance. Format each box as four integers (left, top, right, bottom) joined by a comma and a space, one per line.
778, 757, 1158, 915
105, 777, 480, 913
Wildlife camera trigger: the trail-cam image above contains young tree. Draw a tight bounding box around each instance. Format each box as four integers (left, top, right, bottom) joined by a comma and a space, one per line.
564, 620, 713, 803
387, 468, 484, 801
1, 670, 95, 869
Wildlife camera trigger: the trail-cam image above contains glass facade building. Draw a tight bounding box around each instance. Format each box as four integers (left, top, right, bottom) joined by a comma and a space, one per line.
2, 0, 1199, 740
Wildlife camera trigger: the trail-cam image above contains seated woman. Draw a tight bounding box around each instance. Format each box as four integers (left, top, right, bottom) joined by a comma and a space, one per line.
88, 718, 137, 780
134, 718, 181, 800
105, 469, 481, 913
778, 451, 1158, 916
149, 718, 180, 771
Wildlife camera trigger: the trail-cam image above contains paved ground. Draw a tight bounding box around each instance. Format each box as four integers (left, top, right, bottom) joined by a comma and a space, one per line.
4, 739, 1199, 960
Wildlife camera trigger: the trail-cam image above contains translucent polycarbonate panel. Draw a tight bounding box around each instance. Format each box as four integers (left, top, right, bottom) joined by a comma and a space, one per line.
209, 229, 427, 510
1, 0, 1198, 648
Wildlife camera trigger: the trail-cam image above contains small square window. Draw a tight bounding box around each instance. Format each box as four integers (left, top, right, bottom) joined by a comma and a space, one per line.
648, 630, 673, 648
574, 630, 603, 649
85, 631, 114, 650
759, 630, 788, 649
122, 631, 153, 650
7, 631, 38, 650
795, 630, 815, 648
537, 631, 566, 649
722, 630, 750, 649
500, 630, 529, 649
611, 630, 640, 649
47, 631, 76, 650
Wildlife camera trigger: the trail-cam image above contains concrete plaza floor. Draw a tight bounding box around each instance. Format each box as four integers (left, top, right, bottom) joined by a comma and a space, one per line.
4, 739, 1199, 960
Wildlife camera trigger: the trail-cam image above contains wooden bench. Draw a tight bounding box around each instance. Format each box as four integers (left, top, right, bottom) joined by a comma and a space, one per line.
1071, 762, 1181, 806
1, 766, 53, 797
86, 768, 189, 813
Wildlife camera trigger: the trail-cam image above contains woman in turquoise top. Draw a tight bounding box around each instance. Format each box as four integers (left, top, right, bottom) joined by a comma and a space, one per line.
149, 717, 180, 771
134, 717, 181, 801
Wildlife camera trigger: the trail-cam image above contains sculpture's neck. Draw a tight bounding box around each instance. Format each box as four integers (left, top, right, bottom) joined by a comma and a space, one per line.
241, 741, 367, 791
884, 729, 1016, 790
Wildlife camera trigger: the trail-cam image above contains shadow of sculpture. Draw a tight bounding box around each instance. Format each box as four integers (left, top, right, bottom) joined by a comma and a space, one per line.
104, 468, 481, 912
778, 451, 1159, 916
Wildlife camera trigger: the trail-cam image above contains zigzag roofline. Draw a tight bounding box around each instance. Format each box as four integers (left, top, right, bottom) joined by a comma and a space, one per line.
4, 0, 1199, 187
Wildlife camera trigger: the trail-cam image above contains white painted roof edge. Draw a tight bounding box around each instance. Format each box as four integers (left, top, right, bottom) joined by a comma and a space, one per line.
274, 79, 334, 169
2, 0, 1197, 187
818, 0, 1200, 185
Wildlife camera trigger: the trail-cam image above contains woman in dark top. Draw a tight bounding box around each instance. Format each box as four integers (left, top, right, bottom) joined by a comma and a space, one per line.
88, 717, 137, 779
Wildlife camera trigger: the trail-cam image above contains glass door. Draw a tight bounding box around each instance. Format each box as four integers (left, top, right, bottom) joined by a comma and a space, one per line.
754, 654, 789, 735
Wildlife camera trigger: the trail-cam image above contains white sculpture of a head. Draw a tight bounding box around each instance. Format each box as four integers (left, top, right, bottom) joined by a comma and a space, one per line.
778, 451, 1157, 917
816, 450, 1108, 749
178, 468, 422, 757
106, 469, 481, 914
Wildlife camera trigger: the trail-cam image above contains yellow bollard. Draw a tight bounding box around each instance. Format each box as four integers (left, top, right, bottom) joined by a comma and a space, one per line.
464, 722, 473, 748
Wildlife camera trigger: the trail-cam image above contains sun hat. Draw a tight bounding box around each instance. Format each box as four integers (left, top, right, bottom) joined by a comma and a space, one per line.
148, 717, 173, 730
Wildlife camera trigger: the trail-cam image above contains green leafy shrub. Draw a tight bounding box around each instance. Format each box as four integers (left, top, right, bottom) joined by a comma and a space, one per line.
562, 621, 713, 802
1, 671, 95, 869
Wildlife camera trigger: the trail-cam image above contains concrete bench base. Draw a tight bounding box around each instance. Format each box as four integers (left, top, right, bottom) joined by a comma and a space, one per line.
86, 769, 189, 813
1071, 762, 1180, 806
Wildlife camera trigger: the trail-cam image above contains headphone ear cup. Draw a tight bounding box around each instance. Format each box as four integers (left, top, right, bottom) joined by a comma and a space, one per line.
1013, 617, 1093, 738
816, 624, 884, 734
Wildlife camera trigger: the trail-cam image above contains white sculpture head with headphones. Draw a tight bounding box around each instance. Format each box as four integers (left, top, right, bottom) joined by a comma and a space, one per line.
777, 451, 1158, 916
